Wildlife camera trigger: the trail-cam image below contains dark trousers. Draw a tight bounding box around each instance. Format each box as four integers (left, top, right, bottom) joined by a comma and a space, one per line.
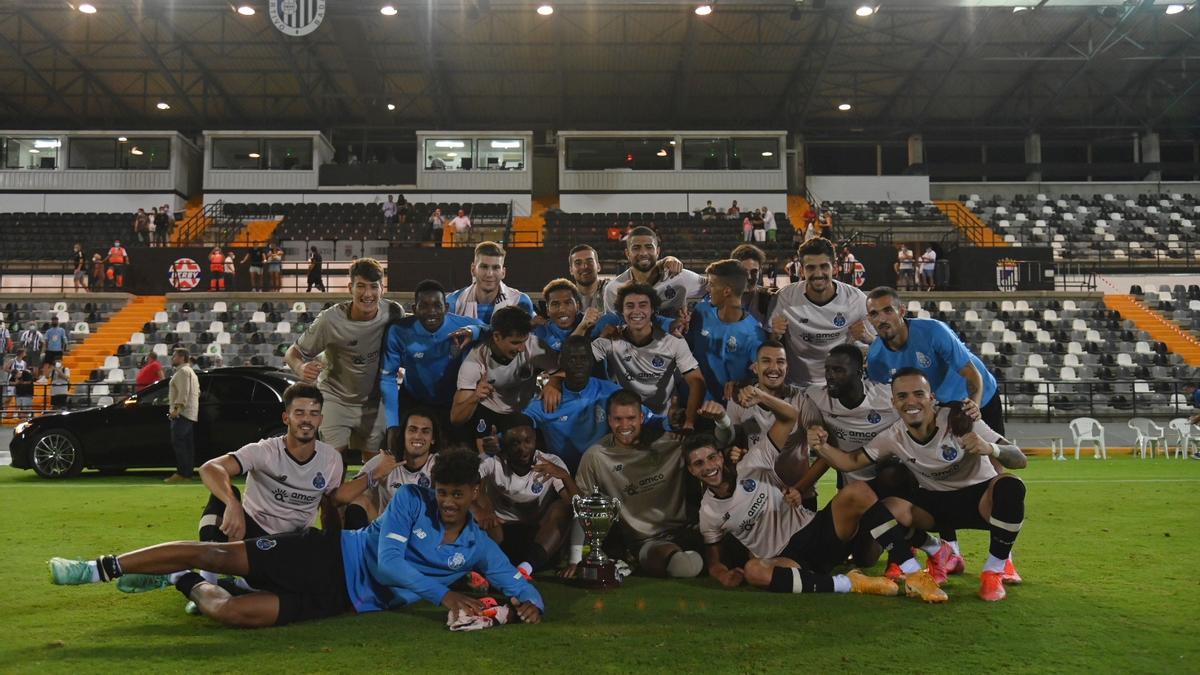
171, 416, 196, 477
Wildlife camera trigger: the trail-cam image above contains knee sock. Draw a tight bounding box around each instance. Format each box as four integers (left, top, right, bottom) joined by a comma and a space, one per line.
88, 555, 123, 582
767, 567, 849, 594
907, 529, 944, 556
174, 571, 205, 599
343, 504, 371, 530
861, 502, 920, 574
985, 478, 1025, 573
199, 487, 240, 542
665, 550, 703, 578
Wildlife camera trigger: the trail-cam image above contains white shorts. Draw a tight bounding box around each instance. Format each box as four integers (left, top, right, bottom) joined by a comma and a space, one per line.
318, 397, 385, 454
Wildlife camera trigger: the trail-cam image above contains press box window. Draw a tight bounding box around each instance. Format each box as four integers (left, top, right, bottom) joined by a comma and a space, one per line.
4, 137, 60, 170
475, 139, 524, 170
425, 139, 472, 170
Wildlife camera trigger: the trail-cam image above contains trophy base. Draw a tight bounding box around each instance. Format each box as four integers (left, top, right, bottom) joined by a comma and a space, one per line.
575, 561, 620, 590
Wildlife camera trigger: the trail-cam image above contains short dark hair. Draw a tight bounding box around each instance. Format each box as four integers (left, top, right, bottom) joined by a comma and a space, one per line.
757, 338, 786, 356
400, 407, 440, 454
615, 282, 660, 314
172, 347, 190, 360
569, 244, 596, 257
828, 344, 865, 371
606, 389, 643, 415
283, 382, 324, 409
625, 226, 658, 247
681, 432, 721, 462
730, 244, 766, 265
542, 278, 582, 306
349, 257, 384, 283
797, 237, 836, 262
705, 258, 748, 294
413, 279, 445, 299
891, 366, 929, 388
491, 305, 533, 337
474, 241, 506, 260
561, 334, 591, 356
431, 447, 481, 486
867, 286, 901, 304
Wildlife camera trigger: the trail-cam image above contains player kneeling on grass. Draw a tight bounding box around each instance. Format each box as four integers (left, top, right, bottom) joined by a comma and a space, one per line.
49, 448, 544, 628
474, 414, 579, 573
808, 367, 1027, 601
686, 385, 938, 602
333, 408, 440, 530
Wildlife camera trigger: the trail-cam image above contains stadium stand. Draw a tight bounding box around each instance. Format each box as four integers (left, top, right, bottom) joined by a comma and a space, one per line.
823, 200, 959, 244
0, 212, 137, 261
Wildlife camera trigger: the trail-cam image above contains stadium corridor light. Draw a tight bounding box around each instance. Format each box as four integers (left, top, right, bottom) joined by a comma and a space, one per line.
248, 152, 260, 158
156, 101, 170, 110
838, 102, 852, 111
855, 5, 876, 17
117, 136, 127, 142
1165, 4, 1186, 14
78, 3, 97, 14
380, 4, 398, 16
1012, 6, 1030, 13
130, 147, 144, 156
695, 4, 713, 16
537, 4, 554, 16
236, 4, 256, 16
387, 103, 396, 111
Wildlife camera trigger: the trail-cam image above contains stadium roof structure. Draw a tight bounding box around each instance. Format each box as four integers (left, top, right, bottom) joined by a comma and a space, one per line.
0, 0, 1197, 138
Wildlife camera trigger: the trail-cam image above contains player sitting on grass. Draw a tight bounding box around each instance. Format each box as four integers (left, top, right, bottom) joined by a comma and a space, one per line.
475, 414, 579, 573
687, 385, 941, 602
333, 408, 440, 530
808, 368, 1027, 601
49, 448, 544, 628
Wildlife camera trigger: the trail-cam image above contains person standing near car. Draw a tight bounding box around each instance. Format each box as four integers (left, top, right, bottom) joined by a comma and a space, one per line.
166, 348, 200, 484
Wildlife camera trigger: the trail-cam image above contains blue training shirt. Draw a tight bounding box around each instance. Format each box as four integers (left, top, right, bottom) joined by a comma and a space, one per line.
535, 312, 675, 352
45, 326, 68, 352
380, 314, 484, 428
866, 317, 997, 404
686, 300, 764, 401
446, 288, 535, 325
340, 484, 544, 613
524, 377, 663, 472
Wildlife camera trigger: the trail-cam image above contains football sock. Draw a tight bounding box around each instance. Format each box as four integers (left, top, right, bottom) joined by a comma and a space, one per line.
174, 571, 205, 598
93, 555, 122, 582
665, 550, 703, 578
908, 530, 944, 556
767, 568, 836, 594
861, 502, 914, 566
983, 555, 1006, 574
343, 504, 370, 530
831, 575, 852, 593
200, 570, 219, 585
988, 478, 1025, 566
199, 488, 239, 542
945, 537, 961, 555
526, 544, 550, 573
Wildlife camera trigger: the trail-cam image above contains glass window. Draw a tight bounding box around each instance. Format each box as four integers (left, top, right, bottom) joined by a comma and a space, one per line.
266, 138, 312, 170
424, 138, 472, 170
730, 138, 781, 170
251, 381, 281, 404
211, 138, 262, 170
201, 376, 256, 403
564, 138, 674, 170
4, 137, 60, 170
69, 138, 118, 169
475, 139, 524, 170
124, 138, 170, 170
682, 138, 729, 170
138, 384, 170, 407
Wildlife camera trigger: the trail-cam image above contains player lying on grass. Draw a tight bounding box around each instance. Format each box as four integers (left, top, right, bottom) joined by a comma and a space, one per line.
808, 367, 1027, 601
686, 385, 944, 602
474, 414, 579, 572
333, 408, 440, 530
49, 448, 544, 628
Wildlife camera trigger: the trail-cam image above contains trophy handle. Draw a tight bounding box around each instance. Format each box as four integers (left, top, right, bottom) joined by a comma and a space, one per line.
609, 496, 622, 523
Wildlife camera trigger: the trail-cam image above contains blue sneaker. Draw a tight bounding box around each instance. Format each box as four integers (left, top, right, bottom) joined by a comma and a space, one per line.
48, 558, 93, 586
116, 573, 172, 594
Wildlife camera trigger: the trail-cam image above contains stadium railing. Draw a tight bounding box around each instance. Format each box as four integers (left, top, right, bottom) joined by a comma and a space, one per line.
998, 378, 1197, 422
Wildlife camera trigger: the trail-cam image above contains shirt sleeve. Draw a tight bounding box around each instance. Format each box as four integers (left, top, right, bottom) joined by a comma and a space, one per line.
293, 308, 328, 359
699, 509, 724, 545
972, 418, 1003, 443
865, 342, 889, 384
678, 269, 708, 299
543, 454, 568, 494
671, 335, 700, 374
354, 453, 382, 481
591, 338, 611, 362
473, 535, 545, 612
517, 294, 536, 316
372, 488, 452, 606
929, 321, 971, 372
229, 441, 262, 475
380, 324, 406, 429
326, 454, 345, 493
797, 393, 825, 430
457, 348, 485, 391
575, 450, 598, 494
863, 431, 892, 462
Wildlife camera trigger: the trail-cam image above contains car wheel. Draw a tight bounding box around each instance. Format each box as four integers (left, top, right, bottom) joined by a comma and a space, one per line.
31, 429, 84, 479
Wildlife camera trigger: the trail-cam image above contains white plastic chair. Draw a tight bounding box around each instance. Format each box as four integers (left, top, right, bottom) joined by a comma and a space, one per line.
212, 301, 228, 313
1128, 418, 1166, 459
102, 355, 120, 370
1069, 417, 1107, 460
154, 311, 169, 324
129, 333, 145, 346
53, 301, 68, 313
1168, 419, 1199, 459
73, 322, 90, 335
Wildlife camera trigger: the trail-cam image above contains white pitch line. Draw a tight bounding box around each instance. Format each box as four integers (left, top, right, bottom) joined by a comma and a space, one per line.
1026, 478, 1200, 484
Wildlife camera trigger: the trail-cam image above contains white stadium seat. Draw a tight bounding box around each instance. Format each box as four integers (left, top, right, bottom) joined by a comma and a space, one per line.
53, 301, 68, 313
1135, 341, 1153, 355
1117, 353, 1134, 367
1060, 367, 1078, 381
217, 331, 231, 345
964, 310, 980, 322
102, 356, 119, 370
292, 302, 307, 313
212, 301, 228, 313
130, 333, 145, 345
153, 343, 169, 356
175, 321, 191, 333
209, 321, 224, 333
1067, 342, 1084, 355
1022, 367, 1040, 381
251, 311, 267, 324
154, 311, 169, 323
73, 322, 90, 334
275, 321, 292, 334
104, 369, 124, 383
980, 342, 997, 356
1028, 353, 1045, 368
1064, 353, 1081, 367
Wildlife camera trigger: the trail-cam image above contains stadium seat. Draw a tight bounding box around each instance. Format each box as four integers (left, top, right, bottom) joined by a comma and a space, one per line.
104, 369, 125, 384
129, 333, 145, 346
102, 356, 119, 370
154, 311, 169, 323
213, 302, 227, 313
153, 344, 169, 356
1168, 419, 1199, 458
1128, 418, 1166, 459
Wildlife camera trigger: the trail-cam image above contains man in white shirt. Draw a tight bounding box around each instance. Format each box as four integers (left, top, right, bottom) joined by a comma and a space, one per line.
602, 226, 707, 317
761, 206, 778, 241
166, 348, 199, 484
449, 209, 472, 246
809, 367, 1028, 602
920, 245, 938, 291
568, 244, 607, 312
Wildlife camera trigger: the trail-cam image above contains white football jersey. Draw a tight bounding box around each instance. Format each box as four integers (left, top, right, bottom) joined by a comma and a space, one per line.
457, 336, 558, 415
726, 384, 805, 459
603, 267, 707, 315
232, 436, 344, 534
768, 280, 870, 388
479, 451, 567, 524
355, 453, 436, 513
699, 444, 815, 559
592, 329, 700, 414
799, 380, 897, 482
863, 408, 1001, 491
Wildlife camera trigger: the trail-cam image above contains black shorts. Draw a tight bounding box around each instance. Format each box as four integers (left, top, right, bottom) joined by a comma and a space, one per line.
466, 405, 515, 441
910, 479, 992, 532
777, 505, 851, 574
243, 530, 353, 626
981, 392, 1005, 436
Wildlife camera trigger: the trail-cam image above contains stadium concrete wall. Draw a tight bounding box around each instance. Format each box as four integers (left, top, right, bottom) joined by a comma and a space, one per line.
806, 176, 931, 203
204, 192, 532, 216
0, 192, 186, 213
558, 192, 787, 215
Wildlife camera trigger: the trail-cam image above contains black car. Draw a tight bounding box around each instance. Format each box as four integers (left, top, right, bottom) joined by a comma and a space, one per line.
10, 366, 301, 479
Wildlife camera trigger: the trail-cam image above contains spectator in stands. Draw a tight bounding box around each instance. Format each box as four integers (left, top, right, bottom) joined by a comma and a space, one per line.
135, 354, 164, 393
224, 249, 236, 291
428, 208, 446, 246
43, 316, 68, 366
731, 244, 773, 323
801, 220, 818, 243
50, 360, 69, 409
700, 200, 718, 221
447, 241, 535, 322
396, 194, 409, 224
157, 204, 173, 247
208, 247, 226, 291
133, 208, 150, 246
602, 226, 707, 317
0, 320, 10, 355
382, 195, 398, 226
785, 254, 801, 284
804, 205, 817, 228
14, 365, 34, 420
742, 213, 753, 242
728, 200, 741, 217
761, 206, 777, 242
896, 243, 916, 291
71, 243, 86, 292
147, 207, 158, 247
106, 239, 129, 289
240, 246, 265, 292
0, 354, 10, 415
919, 244, 937, 291
568, 244, 606, 312
18, 322, 44, 368
428, 154, 446, 169
751, 209, 766, 242
167, 347, 200, 484
89, 253, 104, 291
266, 243, 284, 292
450, 209, 472, 247
839, 247, 858, 285
307, 246, 326, 292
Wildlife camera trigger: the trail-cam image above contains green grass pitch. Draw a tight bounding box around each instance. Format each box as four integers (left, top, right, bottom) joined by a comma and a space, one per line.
1, 458, 1198, 674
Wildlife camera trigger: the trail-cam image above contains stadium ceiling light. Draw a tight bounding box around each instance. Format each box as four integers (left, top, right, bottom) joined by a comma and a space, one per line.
28, 148, 40, 154
380, 4, 398, 16
695, 4, 713, 16
156, 101, 170, 110
761, 151, 774, 157
34, 139, 62, 148
434, 140, 465, 148
447, 152, 458, 157
117, 136, 127, 142
838, 102, 852, 111
490, 140, 520, 149
855, 5, 875, 17
656, 149, 668, 157
1012, 6, 1030, 13
236, 4, 255, 16
130, 147, 144, 156
78, 3, 97, 14
387, 103, 396, 111
1165, 4, 1186, 14
248, 152, 260, 158
537, 4, 554, 16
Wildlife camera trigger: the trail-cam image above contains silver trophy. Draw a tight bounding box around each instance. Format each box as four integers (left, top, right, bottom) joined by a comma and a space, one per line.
572, 489, 622, 589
